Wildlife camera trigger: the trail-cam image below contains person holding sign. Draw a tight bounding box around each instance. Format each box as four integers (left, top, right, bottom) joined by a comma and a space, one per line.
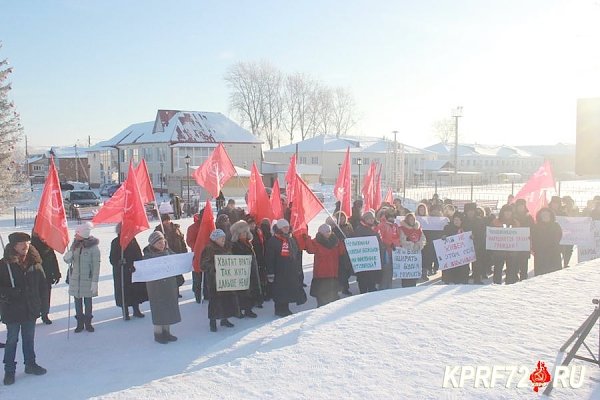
489, 205, 521, 285
376, 208, 401, 290
201, 229, 238, 332
330, 211, 354, 296
353, 211, 384, 294
230, 220, 260, 318
304, 224, 345, 307
441, 213, 469, 284
513, 199, 534, 281
531, 208, 563, 276
463, 203, 487, 284
399, 213, 426, 287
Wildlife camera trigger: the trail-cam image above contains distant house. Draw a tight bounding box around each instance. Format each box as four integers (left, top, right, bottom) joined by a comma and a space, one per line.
25, 147, 89, 184
27, 153, 48, 184
87, 110, 263, 198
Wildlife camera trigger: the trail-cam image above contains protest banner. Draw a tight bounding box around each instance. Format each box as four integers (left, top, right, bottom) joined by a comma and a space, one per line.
555, 216, 593, 246
344, 236, 382, 272
392, 248, 422, 279
485, 227, 531, 251
417, 216, 449, 231
133, 252, 193, 282
215, 255, 252, 291
578, 221, 600, 262
433, 231, 477, 271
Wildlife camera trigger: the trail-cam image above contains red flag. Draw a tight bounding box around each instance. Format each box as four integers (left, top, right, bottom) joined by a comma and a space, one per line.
270, 179, 283, 220
373, 164, 382, 211
361, 162, 377, 212
285, 154, 297, 200
33, 157, 69, 253
290, 173, 324, 234
247, 162, 273, 223
192, 143, 237, 198
384, 187, 393, 205
192, 199, 216, 273
135, 159, 155, 204
515, 160, 555, 220
119, 162, 150, 248
334, 148, 352, 216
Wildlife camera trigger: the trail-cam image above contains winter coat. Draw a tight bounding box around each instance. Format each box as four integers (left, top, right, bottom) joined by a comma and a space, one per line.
110, 237, 148, 307
304, 233, 345, 279
376, 220, 401, 251
64, 236, 101, 298
0, 245, 48, 324
265, 233, 306, 305
399, 220, 426, 252
142, 245, 181, 326
531, 212, 563, 276
30, 234, 61, 283
352, 222, 384, 290
462, 215, 486, 257
441, 223, 469, 284
155, 222, 188, 254
231, 239, 263, 308
200, 241, 238, 320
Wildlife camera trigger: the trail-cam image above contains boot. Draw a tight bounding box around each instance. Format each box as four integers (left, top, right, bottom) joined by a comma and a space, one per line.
164, 327, 177, 342
85, 315, 95, 332
3, 372, 15, 385
210, 319, 217, 332
154, 333, 168, 344
25, 363, 47, 375
220, 319, 234, 328
132, 305, 145, 318
124, 308, 130, 321
74, 316, 84, 333
244, 309, 257, 318
41, 314, 52, 325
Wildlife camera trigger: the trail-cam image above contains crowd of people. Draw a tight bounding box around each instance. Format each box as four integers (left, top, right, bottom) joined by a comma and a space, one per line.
1, 192, 600, 386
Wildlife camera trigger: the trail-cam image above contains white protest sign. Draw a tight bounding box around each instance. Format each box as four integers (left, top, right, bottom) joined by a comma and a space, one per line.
344, 236, 382, 272
417, 216, 449, 231
133, 252, 193, 282
556, 216, 593, 246
433, 231, 477, 271
215, 255, 252, 291
485, 227, 531, 251
392, 248, 422, 279
578, 221, 600, 262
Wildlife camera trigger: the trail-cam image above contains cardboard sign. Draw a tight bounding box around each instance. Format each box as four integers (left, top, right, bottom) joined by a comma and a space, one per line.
485, 227, 531, 251
215, 255, 252, 291
392, 248, 422, 279
417, 216, 449, 231
133, 252, 193, 282
433, 231, 477, 271
344, 236, 382, 272
556, 216, 593, 246
578, 221, 600, 262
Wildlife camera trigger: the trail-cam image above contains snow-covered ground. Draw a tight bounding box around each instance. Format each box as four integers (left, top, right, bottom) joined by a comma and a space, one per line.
0, 184, 599, 399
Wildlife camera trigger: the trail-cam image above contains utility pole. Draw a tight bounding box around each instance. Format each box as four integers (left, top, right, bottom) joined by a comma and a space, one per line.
392, 131, 398, 193
452, 106, 463, 175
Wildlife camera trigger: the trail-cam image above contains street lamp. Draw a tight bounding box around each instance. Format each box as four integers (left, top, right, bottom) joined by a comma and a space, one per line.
452, 106, 463, 175
356, 158, 363, 199
184, 154, 191, 217
160, 161, 164, 198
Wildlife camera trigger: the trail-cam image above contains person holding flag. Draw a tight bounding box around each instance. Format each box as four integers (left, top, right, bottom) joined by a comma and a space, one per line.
30, 230, 61, 325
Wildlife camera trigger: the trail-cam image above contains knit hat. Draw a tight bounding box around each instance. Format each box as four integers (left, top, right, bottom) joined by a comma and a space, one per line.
276, 219, 290, 229
161, 214, 172, 222
148, 231, 165, 246
8, 232, 31, 244
75, 222, 93, 239
318, 224, 332, 235
209, 229, 226, 241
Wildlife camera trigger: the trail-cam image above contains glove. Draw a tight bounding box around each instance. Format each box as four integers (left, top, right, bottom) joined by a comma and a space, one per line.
52, 274, 61, 285
129, 265, 136, 273
91, 281, 99, 296
267, 274, 275, 283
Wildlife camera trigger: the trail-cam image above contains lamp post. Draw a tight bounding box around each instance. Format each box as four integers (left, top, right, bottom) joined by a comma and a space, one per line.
160, 161, 164, 198
184, 154, 191, 217
452, 106, 463, 175
356, 158, 363, 200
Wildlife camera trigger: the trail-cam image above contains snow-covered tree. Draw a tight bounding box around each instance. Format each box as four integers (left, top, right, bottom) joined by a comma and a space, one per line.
0, 44, 25, 209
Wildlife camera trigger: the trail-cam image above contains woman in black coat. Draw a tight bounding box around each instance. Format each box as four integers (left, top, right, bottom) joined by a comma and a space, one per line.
109, 224, 148, 320
230, 220, 261, 317
30, 232, 61, 324
531, 208, 563, 276
352, 211, 384, 294
331, 211, 354, 295
441, 213, 470, 284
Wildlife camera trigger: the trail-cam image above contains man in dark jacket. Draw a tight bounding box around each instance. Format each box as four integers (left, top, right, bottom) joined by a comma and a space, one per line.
0, 232, 48, 385
462, 203, 487, 284
30, 231, 61, 324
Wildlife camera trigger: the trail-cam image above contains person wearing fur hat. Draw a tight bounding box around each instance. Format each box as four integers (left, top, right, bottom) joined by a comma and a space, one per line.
155, 214, 187, 295
399, 213, 427, 287
109, 223, 148, 320
64, 222, 101, 333
353, 211, 384, 294
201, 229, 238, 331
0, 232, 48, 385
375, 207, 401, 289
490, 204, 521, 285
513, 199, 534, 281
462, 202, 487, 284
330, 211, 354, 295
30, 229, 61, 325
143, 231, 180, 343
265, 219, 306, 317
441, 213, 470, 284
230, 220, 261, 317
304, 224, 345, 307
349, 199, 364, 230
531, 208, 563, 276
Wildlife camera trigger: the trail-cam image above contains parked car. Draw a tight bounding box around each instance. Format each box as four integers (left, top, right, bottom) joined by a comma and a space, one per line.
100, 183, 121, 197
60, 182, 75, 191
311, 190, 325, 203
64, 190, 103, 219
106, 183, 121, 197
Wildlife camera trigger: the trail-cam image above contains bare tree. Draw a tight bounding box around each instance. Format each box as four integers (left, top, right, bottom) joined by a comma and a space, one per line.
281, 74, 302, 144
258, 63, 283, 150
432, 118, 455, 144
294, 75, 320, 141
331, 87, 357, 137
225, 61, 263, 137
314, 85, 334, 136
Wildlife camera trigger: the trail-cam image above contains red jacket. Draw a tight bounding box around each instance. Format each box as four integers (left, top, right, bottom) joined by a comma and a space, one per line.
376, 220, 401, 251
304, 235, 345, 279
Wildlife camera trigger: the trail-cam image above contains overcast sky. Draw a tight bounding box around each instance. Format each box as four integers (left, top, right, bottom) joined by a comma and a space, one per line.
1, 0, 599, 150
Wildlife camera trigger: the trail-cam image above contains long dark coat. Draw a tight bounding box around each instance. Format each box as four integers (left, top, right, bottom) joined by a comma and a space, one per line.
531, 215, 563, 276
110, 237, 148, 307
30, 234, 60, 283
265, 234, 306, 305
231, 240, 262, 309
352, 222, 384, 293
142, 246, 181, 326
441, 223, 470, 284
201, 241, 239, 320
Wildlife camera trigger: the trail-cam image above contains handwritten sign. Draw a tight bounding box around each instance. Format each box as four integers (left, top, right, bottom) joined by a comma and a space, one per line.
392, 248, 422, 279
486, 227, 531, 251
578, 221, 600, 262
433, 232, 476, 271
344, 236, 382, 272
556, 216, 593, 246
133, 252, 193, 282
417, 216, 449, 231
215, 255, 252, 291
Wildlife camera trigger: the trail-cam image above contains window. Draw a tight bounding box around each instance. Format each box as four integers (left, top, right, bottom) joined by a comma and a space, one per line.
143, 148, 154, 162
311, 156, 318, 164
299, 156, 307, 164
33, 165, 43, 171
363, 158, 370, 164
132, 149, 139, 163
121, 149, 127, 162
174, 147, 212, 169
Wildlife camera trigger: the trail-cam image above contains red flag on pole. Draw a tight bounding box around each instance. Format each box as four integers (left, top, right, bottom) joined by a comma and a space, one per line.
373, 164, 382, 211
270, 179, 283, 220
119, 162, 150, 248
384, 187, 393, 205
192, 143, 237, 198
361, 162, 377, 212
135, 159, 155, 204
248, 162, 273, 223
290, 173, 325, 234
333, 148, 352, 216
33, 157, 69, 253
285, 154, 297, 200
192, 199, 216, 273
515, 160, 555, 220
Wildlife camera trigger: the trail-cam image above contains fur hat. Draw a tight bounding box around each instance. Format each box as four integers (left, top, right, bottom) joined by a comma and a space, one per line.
209, 229, 226, 241
276, 219, 290, 229
8, 232, 31, 244
318, 224, 332, 235
361, 211, 375, 221
75, 222, 93, 239
148, 231, 165, 246
230, 220, 251, 242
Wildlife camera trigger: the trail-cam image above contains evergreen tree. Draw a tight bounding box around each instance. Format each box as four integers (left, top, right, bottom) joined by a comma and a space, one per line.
0, 43, 25, 209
